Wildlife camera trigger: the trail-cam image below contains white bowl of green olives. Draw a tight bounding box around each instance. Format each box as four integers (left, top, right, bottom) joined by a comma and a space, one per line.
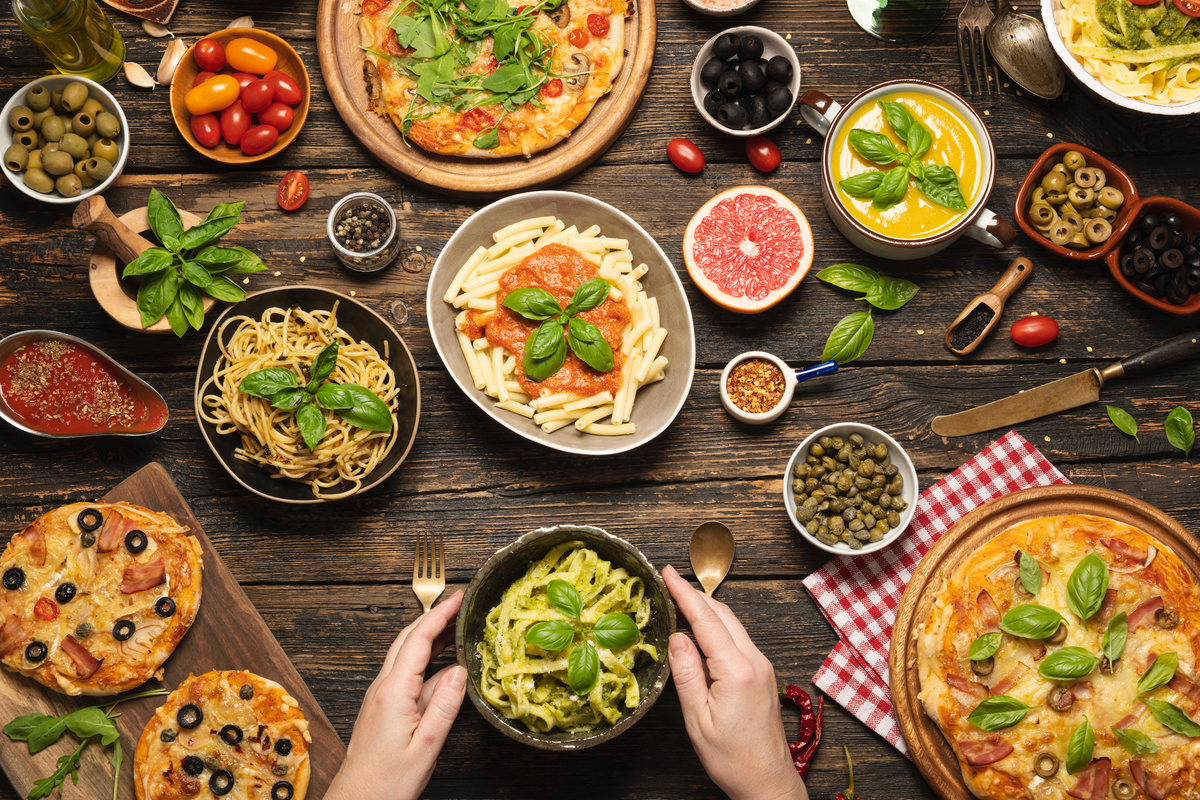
783, 423, 918, 556
1, 75, 129, 204
691, 26, 801, 136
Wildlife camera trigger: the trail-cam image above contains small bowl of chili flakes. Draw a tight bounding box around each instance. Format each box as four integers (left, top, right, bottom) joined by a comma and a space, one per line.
720, 351, 839, 424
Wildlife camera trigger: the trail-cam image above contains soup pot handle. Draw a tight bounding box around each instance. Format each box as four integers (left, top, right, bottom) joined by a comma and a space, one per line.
799, 90, 843, 137
964, 209, 1017, 250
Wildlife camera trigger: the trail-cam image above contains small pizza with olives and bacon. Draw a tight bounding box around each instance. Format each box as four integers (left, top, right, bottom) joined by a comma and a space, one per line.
359, 0, 626, 157
918, 514, 1200, 800
0, 502, 203, 696
134, 670, 311, 800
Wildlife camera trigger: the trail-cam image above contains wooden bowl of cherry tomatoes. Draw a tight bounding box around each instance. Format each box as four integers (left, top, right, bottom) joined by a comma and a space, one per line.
169, 28, 311, 164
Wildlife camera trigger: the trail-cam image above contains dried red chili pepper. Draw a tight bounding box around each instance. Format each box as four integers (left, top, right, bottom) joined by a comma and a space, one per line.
780, 684, 824, 777
835, 746, 859, 800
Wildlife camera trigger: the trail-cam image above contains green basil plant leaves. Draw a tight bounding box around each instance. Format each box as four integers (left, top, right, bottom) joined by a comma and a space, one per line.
502, 277, 616, 382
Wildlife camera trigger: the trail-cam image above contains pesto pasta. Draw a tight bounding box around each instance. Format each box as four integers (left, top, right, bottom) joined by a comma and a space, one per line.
477, 542, 658, 733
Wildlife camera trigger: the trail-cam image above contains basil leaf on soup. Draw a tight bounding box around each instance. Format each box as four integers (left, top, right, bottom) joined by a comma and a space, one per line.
239, 368, 299, 399
309, 340, 340, 387
568, 641, 601, 695
1065, 717, 1094, 775
905, 122, 932, 161
1066, 553, 1110, 622
822, 311, 875, 365
147, 188, 184, 244
848, 129, 902, 165
1137, 652, 1178, 696
547, 579, 583, 620
522, 319, 568, 382
122, 247, 173, 278
565, 277, 612, 316
335, 384, 393, 432
1037, 647, 1099, 681
879, 100, 917, 140
567, 316, 614, 373
590, 614, 639, 650
999, 604, 1065, 640
916, 167, 968, 211
1102, 612, 1128, 665
1142, 697, 1200, 737
816, 263, 882, 293
296, 403, 326, 451
838, 171, 886, 199
525, 620, 576, 651
503, 287, 563, 321
863, 276, 920, 311
872, 165, 909, 211
968, 632, 1001, 661
967, 696, 1039, 732
1019, 551, 1043, 596
1111, 727, 1157, 755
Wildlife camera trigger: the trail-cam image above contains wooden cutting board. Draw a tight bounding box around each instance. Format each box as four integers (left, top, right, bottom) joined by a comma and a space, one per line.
0, 463, 346, 800
888, 485, 1200, 800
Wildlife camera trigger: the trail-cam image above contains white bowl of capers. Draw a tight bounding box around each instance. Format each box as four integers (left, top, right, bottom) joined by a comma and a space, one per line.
1, 75, 129, 204
784, 422, 918, 557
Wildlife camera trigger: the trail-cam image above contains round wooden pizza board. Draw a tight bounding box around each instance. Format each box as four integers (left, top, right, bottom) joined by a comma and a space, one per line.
316, 0, 655, 197
888, 484, 1200, 800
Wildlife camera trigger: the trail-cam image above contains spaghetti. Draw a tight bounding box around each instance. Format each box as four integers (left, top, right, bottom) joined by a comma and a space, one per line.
198, 304, 399, 499
478, 542, 658, 733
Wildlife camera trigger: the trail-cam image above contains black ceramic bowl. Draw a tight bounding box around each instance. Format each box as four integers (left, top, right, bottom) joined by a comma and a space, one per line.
193, 285, 420, 503
456, 524, 676, 750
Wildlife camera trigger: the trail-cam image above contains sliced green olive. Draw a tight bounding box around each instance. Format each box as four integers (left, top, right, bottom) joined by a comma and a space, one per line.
972, 656, 995, 677
1048, 622, 1068, 644
1047, 686, 1074, 712
1063, 150, 1086, 171
1112, 779, 1136, 800
1034, 752, 1059, 778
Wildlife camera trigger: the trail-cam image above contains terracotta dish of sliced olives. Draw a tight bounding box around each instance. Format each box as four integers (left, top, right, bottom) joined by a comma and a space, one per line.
1026, 149, 1124, 250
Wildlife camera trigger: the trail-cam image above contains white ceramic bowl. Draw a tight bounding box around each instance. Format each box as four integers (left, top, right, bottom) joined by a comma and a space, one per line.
690, 26, 802, 137
426, 191, 696, 456
680, 0, 762, 17
1041, 0, 1200, 116
0, 75, 130, 205
720, 351, 839, 424
783, 423, 918, 556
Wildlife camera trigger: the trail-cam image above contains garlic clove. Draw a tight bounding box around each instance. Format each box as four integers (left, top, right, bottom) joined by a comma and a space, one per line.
157, 38, 189, 86
141, 20, 174, 38
227, 16, 254, 28
123, 62, 157, 90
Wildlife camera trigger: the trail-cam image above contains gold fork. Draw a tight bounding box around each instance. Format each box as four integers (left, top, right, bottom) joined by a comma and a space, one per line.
412, 530, 445, 613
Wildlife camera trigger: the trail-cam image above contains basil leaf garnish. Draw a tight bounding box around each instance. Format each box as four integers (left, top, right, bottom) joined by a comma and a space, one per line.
822, 311, 874, 365
1143, 697, 1200, 737
1166, 406, 1195, 457
310, 340, 340, 387
525, 620, 576, 651
590, 613, 639, 650
1137, 652, 1178, 696
547, 579, 583, 620
967, 696, 1039, 732
915, 167, 969, 211
968, 632, 1001, 661
121, 247, 173, 278
863, 276, 920, 311
905, 122, 932, 161
269, 387, 307, 410
1065, 716, 1094, 775
838, 171, 887, 199
314, 384, 356, 410
872, 165, 909, 210
522, 319, 568, 382
296, 403, 326, 451
147, 188, 184, 244
136, 268, 183, 330
335, 384, 394, 432
238, 368, 299, 399
567, 641, 600, 695
1102, 612, 1128, 665
847, 129, 901, 165
999, 604, 1065, 640
1111, 727, 1158, 755
1037, 647, 1099, 681
502, 287, 563, 321
1067, 553, 1110, 622
817, 263, 882, 294
1107, 405, 1140, 442
566, 277, 611, 316
879, 100, 917, 140
1019, 552, 1043, 596
567, 317, 614, 373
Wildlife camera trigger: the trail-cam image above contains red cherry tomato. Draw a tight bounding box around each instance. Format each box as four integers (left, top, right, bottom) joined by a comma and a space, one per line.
1010, 315, 1060, 347
586, 13, 610, 37
34, 598, 58, 621
230, 72, 258, 91
567, 28, 589, 47
277, 170, 310, 211
239, 124, 279, 155
190, 113, 221, 148
194, 38, 225, 72
666, 138, 704, 174
184, 74, 240, 115
541, 78, 564, 99
264, 71, 303, 105
220, 100, 251, 146
241, 79, 276, 114
193, 71, 216, 89
257, 101, 294, 132
1176, 0, 1200, 15
226, 38, 279, 75
745, 136, 781, 172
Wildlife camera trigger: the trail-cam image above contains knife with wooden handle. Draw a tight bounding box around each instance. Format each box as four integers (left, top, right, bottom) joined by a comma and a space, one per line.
931, 331, 1200, 436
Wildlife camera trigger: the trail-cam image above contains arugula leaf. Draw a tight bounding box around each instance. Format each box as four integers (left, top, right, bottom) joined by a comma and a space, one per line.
3, 714, 53, 743
548, 579, 584, 620
473, 126, 500, 149
968, 632, 1001, 661
1137, 652, 1178, 695
147, 188, 184, 244
525, 620, 576, 650
1107, 405, 1140, 442
822, 311, 874, 365
121, 247, 173, 277
817, 263, 881, 293
1065, 717, 1094, 775
296, 402, 326, 451
482, 64, 526, 92
967, 696, 1039, 731
568, 641, 601, 695
109, 738, 123, 800
26, 717, 69, 754
63, 707, 117, 746
1166, 406, 1195, 456
29, 739, 86, 800
1019, 551, 1042, 596
847, 129, 901, 165
872, 165, 909, 210
590, 613, 639, 650
239, 368, 299, 399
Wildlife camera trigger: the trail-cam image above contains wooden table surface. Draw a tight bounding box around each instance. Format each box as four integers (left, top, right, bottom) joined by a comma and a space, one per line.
2, 0, 1199, 796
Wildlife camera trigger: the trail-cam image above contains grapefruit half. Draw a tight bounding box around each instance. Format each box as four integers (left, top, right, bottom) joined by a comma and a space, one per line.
683, 186, 815, 314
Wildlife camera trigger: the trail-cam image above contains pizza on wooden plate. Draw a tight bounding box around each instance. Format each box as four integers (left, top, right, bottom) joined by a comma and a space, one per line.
359, 0, 626, 157
134, 670, 311, 800
918, 514, 1200, 800
0, 502, 203, 696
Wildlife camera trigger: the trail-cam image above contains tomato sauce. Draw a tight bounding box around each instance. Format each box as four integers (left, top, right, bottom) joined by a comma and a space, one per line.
465, 243, 630, 397
0, 339, 165, 435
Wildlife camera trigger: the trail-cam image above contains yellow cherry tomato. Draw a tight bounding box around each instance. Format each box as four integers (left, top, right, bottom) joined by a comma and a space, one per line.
184, 74, 240, 115
225, 38, 279, 75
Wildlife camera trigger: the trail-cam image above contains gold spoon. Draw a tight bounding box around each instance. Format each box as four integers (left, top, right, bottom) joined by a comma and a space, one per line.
689, 521, 735, 596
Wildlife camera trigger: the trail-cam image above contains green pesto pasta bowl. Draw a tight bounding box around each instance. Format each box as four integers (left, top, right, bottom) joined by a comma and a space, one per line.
456, 524, 676, 750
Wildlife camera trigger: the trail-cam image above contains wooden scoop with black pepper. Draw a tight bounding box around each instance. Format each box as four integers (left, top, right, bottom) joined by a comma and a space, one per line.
945, 257, 1033, 355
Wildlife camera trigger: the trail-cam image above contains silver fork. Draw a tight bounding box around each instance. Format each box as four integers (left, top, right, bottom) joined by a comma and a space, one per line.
412, 530, 445, 613
958, 0, 997, 94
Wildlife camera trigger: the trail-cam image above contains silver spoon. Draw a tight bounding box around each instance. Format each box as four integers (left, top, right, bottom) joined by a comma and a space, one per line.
689, 521, 735, 596
986, 0, 1065, 100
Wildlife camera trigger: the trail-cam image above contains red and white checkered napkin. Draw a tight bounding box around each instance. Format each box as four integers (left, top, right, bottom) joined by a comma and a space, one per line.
802, 430, 1070, 755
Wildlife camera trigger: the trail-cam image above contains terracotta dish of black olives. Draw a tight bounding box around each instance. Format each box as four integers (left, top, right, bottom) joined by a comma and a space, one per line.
689, 26, 802, 137
1105, 196, 1200, 316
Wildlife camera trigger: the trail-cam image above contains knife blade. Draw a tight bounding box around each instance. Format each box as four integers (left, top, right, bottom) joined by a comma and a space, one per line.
931, 331, 1200, 437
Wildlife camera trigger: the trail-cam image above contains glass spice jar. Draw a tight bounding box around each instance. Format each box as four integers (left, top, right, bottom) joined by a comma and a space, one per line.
326, 192, 402, 273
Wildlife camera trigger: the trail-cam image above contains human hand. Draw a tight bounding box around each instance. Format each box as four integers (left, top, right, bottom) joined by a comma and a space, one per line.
662, 565, 808, 800
325, 591, 467, 800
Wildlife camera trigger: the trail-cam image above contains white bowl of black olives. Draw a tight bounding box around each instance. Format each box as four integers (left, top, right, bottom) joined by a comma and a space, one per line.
691, 27, 801, 136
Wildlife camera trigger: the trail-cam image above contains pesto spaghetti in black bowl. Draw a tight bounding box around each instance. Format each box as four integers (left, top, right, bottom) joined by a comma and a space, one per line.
456, 524, 675, 750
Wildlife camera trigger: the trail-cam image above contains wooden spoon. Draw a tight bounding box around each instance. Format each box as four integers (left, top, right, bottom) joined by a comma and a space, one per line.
689, 521, 734, 596
945, 257, 1034, 356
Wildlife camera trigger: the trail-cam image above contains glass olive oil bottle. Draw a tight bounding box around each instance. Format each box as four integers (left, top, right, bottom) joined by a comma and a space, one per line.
13, 0, 125, 84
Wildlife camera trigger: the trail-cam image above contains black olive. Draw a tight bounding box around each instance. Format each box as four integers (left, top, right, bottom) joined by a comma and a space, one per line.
717, 102, 748, 129
738, 60, 765, 94
748, 95, 769, 128
239, 683, 254, 700
1161, 249, 1184, 270
1124, 229, 1143, 253
181, 755, 204, 776
1136, 280, 1158, 298
274, 739, 293, 756
125, 530, 147, 554
3, 568, 25, 591
1149, 226, 1170, 250
1187, 265, 1200, 287
1188, 253, 1200, 269
733, 94, 752, 113
766, 86, 793, 117
702, 89, 723, 117
77, 509, 103, 532
113, 620, 136, 641
1165, 212, 1183, 232
1139, 213, 1160, 235
712, 32, 740, 60
1192, 230, 1200, 250
1168, 284, 1190, 305
717, 70, 741, 99
764, 80, 784, 96
1133, 248, 1155, 273
272, 782, 294, 800
1144, 266, 1165, 283
766, 55, 793, 83
55, 583, 76, 604
1120, 253, 1136, 277
699, 57, 726, 88
1184, 243, 1198, 259
155, 597, 176, 618
160, 729, 176, 743
177, 703, 203, 729
738, 34, 764, 61
25, 641, 47, 662
220, 725, 243, 745
1154, 272, 1173, 296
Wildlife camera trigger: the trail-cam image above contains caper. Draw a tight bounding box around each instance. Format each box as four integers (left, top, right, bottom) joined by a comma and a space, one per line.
40, 115, 65, 142
71, 111, 95, 138
845, 536, 863, 550
80, 530, 97, 547
59, 132, 88, 160
806, 455, 817, 464
810, 444, 825, 457
806, 520, 819, 535
847, 491, 861, 504
865, 488, 884, 502
23, 167, 54, 193
4, 145, 28, 172
805, 478, 819, 493
873, 506, 888, 520
795, 506, 815, 523
9, 105, 34, 131
836, 445, 851, 462
792, 463, 810, 478
871, 474, 887, 489
815, 531, 840, 547
848, 519, 865, 532
889, 475, 904, 493
879, 493, 892, 509
792, 479, 804, 493
842, 508, 856, 523
73, 160, 96, 188
27, 85, 51, 111
887, 511, 901, 528
868, 528, 886, 543
831, 436, 844, 449
829, 498, 846, 513
272, 764, 289, 777
810, 465, 826, 479
846, 433, 862, 446
56, 174, 82, 197
50, 87, 65, 113
829, 516, 845, 535
203, 756, 221, 772
810, 490, 826, 503
240, 683, 254, 699
854, 476, 871, 490
803, 497, 818, 510
95, 111, 120, 139
822, 456, 838, 472
817, 525, 829, 538
42, 150, 72, 176
858, 459, 876, 478
875, 519, 890, 534
61, 81, 89, 113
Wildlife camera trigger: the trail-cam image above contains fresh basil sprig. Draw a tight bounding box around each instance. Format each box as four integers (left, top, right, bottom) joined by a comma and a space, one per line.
1102, 611, 1128, 665
524, 578, 639, 696
817, 263, 920, 311
1142, 697, 1200, 737
122, 189, 266, 337
502, 278, 615, 381
1166, 406, 1195, 457
1107, 405, 1140, 442
822, 310, 874, 365
967, 696, 1040, 732
1111, 726, 1158, 755
968, 632, 1001, 661
1019, 551, 1042, 596
238, 340, 394, 450
1066, 553, 1110, 622
1137, 652, 1178, 696
999, 604, 1065, 640
1037, 647, 1099, 681
1065, 717, 1094, 775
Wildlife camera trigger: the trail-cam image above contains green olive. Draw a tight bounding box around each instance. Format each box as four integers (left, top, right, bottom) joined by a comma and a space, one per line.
91, 138, 118, 162
1041, 171, 1068, 193
1050, 163, 1069, 176
36, 133, 46, 149
42, 141, 59, 154
1062, 211, 1084, 232
8, 105, 34, 131
1069, 230, 1090, 248
58, 133, 88, 160
40, 115, 65, 143
55, 173, 82, 197
95, 111, 120, 140
42, 150, 73, 176
1029, 202, 1056, 229
49, 87, 65, 114
26, 84, 51, 111
1062, 150, 1086, 171
58, 114, 74, 135
1099, 186, 1124, 209
84, 156, 112, 182
1068, 186, 1095, 207
26, 149, 42, 171
73, 159, 97, 188
23, 167, 55, 194
86, 132, 99, 149
1092, 168, 1107, 191
61, 81, 89, 113
1031, 186, 1046, 203
1073, 167, 1097, 188
71, 111, 95, 138
1086, 218, 1112, 244
4, 144, 29, 172
14, 130, 38, 151
80, 97, 103, 119
30, 107, 55, 129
